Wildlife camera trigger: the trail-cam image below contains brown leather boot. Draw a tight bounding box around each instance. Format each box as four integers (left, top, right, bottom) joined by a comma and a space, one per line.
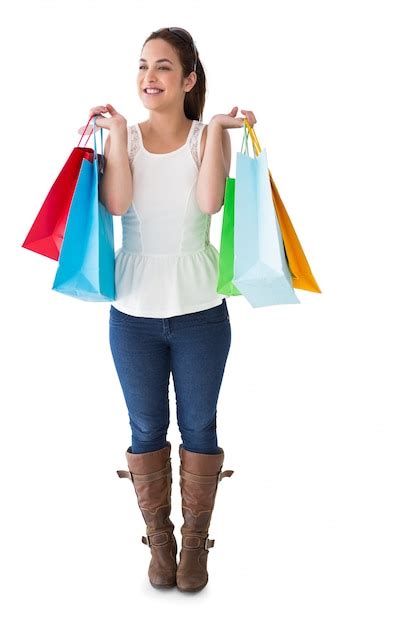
176, 444, 234, 592
116, 441, 177, 589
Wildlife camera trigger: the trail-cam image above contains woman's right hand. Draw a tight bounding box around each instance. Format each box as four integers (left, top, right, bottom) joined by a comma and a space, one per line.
78, 104, 127, 135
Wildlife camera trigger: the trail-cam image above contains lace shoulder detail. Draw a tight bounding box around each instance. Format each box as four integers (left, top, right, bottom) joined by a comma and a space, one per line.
190, 121, 205, 168
128, 124, 140, 166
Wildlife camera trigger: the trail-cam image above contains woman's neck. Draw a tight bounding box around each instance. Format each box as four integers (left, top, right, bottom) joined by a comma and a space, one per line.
145, 112, 193, 139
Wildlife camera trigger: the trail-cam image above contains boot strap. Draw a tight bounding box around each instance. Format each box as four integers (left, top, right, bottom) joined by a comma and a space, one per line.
141, 531, 173, 548
116, 464, 171, 483
220, 469, 234, 481
180, 467, 234, 484
182, 534, 215, 550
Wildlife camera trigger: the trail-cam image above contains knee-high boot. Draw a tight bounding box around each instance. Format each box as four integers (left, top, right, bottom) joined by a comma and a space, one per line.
117, 441, 177, 589
176, 444, 234, 592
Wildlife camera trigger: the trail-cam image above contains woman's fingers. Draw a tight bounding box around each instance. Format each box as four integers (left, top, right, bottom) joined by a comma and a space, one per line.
240, 109, 257, 126
79, 107, 106, 134
78, 103, 125, 134
88, 106, 109, 118
80, 106, 110, 133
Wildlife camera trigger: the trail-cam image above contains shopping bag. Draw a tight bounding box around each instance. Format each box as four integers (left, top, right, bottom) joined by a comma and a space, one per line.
21, 114, 101, 260
52, 116, 115, 302
232, 122, 300, 307
244, 119, 321, 293
217, 177, 241, 296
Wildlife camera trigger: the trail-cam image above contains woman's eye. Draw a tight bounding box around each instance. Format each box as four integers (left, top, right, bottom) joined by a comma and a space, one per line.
139, 66, 169, 70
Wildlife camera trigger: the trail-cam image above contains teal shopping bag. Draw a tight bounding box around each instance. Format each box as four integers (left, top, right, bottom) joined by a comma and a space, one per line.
233, 124, 299, 307
52, 116, 115, 302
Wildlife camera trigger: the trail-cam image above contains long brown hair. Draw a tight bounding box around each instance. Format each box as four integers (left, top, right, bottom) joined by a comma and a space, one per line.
142, 28, 206, 122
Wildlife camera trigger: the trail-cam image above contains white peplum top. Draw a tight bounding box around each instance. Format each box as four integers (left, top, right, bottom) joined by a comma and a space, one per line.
111, 119, 227, 318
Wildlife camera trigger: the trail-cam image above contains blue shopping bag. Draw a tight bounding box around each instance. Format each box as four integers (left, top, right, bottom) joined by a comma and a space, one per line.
233, 124, 300, 307
52, 116, 115, 302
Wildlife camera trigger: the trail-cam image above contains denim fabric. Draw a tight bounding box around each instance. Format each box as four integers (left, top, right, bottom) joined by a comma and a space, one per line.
109, 298, 231, 454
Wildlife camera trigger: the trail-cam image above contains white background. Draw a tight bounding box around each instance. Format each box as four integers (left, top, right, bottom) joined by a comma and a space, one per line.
1, 0, 416, 623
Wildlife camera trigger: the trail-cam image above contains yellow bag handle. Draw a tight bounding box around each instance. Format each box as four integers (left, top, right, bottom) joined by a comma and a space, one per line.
243, 118, 262, 156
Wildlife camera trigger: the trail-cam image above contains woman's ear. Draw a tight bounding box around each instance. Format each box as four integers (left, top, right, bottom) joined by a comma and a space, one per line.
185, 71, 197, 93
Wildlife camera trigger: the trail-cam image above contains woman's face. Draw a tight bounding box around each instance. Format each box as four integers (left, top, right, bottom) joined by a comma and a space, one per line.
137, 38, 196, 111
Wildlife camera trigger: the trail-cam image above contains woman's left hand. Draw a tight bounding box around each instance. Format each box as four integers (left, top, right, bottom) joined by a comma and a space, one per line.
210, 106, 257, 130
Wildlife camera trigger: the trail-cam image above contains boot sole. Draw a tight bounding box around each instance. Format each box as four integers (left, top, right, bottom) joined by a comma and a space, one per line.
150, 580, 177, 589
176, 580, 208, 593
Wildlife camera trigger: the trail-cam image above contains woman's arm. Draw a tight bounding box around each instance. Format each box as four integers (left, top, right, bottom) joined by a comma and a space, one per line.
196, 120, 231, 215
99, 124, 133, 217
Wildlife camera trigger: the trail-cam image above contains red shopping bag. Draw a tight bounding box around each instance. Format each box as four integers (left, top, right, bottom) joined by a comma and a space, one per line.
21, 114, 102, 260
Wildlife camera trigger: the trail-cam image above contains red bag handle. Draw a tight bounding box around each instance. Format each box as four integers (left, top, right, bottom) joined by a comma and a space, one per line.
77, 114, 101, 148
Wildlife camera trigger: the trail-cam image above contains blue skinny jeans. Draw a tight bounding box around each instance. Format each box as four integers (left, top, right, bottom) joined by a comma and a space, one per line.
108, 298, 231, 454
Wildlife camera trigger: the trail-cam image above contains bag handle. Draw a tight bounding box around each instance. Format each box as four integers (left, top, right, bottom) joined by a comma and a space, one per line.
243, 118, 262, 156
77, 114, 104, 158
240, 118, 262, 157
240, 119, 257, 157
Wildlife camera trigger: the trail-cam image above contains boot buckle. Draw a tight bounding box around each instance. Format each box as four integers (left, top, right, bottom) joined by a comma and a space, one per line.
116, 469, 132, 480
219, 469, 234, 482
205, 536, 215, 550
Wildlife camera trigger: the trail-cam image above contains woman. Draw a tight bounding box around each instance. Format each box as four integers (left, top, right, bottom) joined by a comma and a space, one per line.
88, 27, 257, 593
